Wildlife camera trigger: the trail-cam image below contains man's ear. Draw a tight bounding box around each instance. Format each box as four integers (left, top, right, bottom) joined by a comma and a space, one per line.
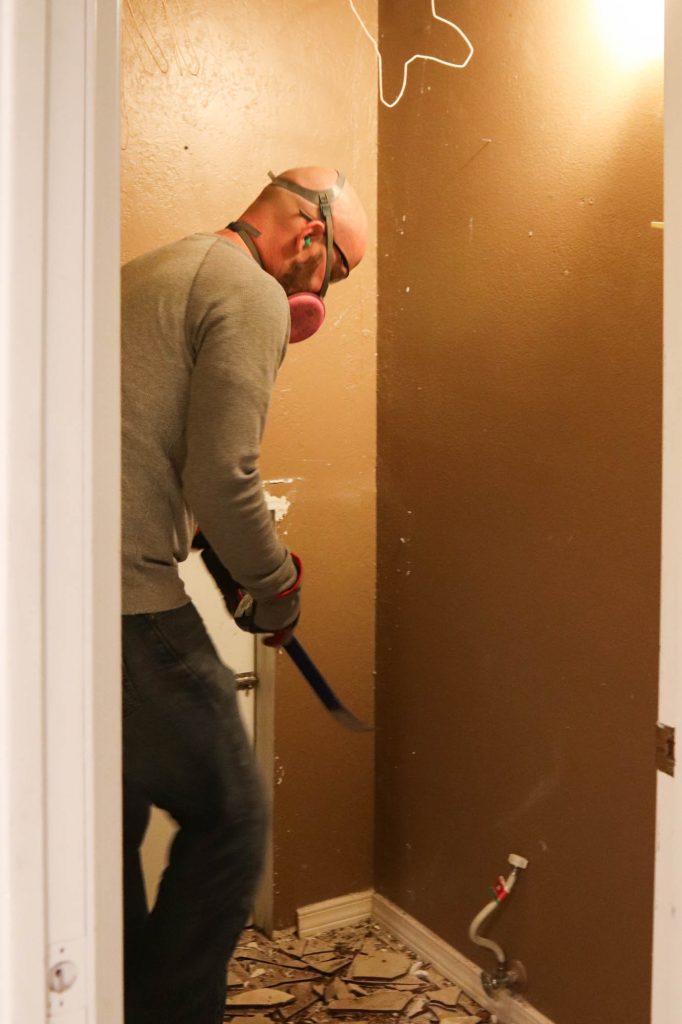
295, 219, 325, 252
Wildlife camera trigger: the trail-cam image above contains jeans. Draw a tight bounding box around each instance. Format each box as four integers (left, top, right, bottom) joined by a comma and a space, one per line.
122, 602, 267, 1024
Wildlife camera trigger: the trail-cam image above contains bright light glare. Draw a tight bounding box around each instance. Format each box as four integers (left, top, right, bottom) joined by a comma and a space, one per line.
593, 0, 664, 66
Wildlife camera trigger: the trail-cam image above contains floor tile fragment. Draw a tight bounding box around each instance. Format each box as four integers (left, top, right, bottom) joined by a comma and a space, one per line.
301, 955, 351, 975
226, 918, 489, 1024
328, 988, 414, 1013
428, 985, 463, 1007
227, 965, 249, 987
227, 1017, 274, 1024
228, 988, 295, 1007
348, 951, 412, 980
438, 1018, 482, 1024
278, 982, 319, 1020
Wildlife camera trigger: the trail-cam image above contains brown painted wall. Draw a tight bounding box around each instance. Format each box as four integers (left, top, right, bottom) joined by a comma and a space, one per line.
375, 3, 662, 1023
121, 0, 377, 927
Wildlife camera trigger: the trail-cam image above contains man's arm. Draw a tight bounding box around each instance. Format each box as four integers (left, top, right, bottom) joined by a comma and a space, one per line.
182, 249, 298, 628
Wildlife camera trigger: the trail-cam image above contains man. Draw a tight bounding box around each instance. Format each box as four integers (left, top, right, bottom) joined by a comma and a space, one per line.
120, 167, 367, 1024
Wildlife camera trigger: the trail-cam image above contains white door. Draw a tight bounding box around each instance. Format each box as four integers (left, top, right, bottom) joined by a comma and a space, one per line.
180, 552, 257, 742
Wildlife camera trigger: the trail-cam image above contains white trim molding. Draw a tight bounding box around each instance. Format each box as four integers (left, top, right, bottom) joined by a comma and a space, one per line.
296, 890, 374, 937
0, 1, 50, 1019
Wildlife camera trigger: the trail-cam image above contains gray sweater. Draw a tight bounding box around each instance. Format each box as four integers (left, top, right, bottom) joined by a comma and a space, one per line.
122, 233, 297, 616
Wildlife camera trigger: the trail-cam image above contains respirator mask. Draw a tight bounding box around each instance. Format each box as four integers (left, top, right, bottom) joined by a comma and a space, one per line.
227, 170, 348, 343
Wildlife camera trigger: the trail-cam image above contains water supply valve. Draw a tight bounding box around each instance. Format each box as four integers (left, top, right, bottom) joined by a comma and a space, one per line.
469, 852, 529, 999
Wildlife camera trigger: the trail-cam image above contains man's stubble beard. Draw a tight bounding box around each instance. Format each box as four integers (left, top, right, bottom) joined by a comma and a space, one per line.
278, 250, 324, 295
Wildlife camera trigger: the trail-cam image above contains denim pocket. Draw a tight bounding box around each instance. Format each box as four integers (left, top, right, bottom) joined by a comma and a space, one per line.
148, 612, 237, 713
122, 659, 142, 718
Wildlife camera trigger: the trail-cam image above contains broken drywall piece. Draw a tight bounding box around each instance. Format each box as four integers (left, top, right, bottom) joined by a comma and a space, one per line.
225, 1017, 274, 1024
438, 1018, 482, 1024
302, 937, 338, 955
303, 950, 341, 964
228, 988, 296, 1007
348, 951, 412, 980
235, 960, 320, 991
406, 995, 428, 1017
456, 992, 489, 1017
362, 975, 422, 990
427, 985, 463, 1008
328, 989, 413, 1014
302, 956, 351, 975
278, 982, 320, 1020
323, 970, 350, 1003
279, 937, 307, 958
226, 966, 248, 987
233, 947, 310, 971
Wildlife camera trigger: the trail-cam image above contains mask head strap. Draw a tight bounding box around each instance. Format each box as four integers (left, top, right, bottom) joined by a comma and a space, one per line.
225, 218, 326, 344
267, 170, 346, 299
226, 219, 262, 264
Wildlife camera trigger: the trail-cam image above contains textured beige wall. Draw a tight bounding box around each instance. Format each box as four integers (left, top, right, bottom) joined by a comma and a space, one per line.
121, 0, 377, 926
375, 2, 662, 1023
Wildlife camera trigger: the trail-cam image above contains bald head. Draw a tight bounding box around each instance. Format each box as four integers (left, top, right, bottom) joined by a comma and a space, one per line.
263, 167, 368, 272
225, 166, 367, 297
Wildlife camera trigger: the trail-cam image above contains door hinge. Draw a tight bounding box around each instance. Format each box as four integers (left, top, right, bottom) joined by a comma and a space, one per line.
656, 723, 676, 777
235, 671, 258, 692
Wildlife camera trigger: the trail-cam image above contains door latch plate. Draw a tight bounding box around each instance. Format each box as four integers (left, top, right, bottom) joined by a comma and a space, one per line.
656, 723, 676, 777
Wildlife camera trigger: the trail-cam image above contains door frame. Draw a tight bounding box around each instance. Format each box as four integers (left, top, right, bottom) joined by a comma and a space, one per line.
0, 0, 121, 1021
1, 1, 680, 1020
651, 1, 682, 1021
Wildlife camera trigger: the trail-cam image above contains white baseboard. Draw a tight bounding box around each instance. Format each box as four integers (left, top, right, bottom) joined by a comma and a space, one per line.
296, 889, 373, 937
372, 893, 555, 1024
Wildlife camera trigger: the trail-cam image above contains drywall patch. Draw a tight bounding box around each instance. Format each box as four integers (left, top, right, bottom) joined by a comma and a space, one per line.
264, 477, 304, 522
264, 490, 292, 523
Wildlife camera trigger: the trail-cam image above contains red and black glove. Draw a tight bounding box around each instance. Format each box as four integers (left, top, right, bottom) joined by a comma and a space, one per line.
192, 531, 302, 647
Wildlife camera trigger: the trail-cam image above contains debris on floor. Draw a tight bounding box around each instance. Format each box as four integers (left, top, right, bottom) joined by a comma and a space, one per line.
225, 919, 492, 1023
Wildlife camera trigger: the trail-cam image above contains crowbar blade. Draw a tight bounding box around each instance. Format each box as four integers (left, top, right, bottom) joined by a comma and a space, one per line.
283, 637, 373, 733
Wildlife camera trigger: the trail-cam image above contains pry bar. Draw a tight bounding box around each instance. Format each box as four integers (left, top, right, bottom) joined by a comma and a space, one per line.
283, 636, 373, 733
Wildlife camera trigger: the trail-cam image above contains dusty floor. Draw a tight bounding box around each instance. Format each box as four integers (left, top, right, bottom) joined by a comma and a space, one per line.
226, 919, 494, 1024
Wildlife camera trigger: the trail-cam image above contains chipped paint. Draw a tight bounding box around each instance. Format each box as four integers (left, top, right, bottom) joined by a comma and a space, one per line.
264, 489, 292, 522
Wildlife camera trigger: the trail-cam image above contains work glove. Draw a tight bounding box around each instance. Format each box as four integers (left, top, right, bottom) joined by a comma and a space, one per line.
192, 531, 301, 647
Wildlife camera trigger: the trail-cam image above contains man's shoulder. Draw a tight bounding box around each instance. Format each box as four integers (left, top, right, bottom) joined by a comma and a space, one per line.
194, 235, 288, 312
122, 233, 221, 278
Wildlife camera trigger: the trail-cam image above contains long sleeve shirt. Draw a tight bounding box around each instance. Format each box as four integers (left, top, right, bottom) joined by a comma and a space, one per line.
121, 232, 294, 615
